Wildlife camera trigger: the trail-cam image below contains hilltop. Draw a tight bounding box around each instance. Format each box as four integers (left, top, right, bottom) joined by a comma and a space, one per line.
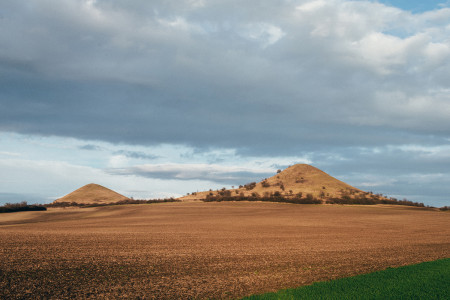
53, 183, 130, 205
180, 164, 365, 203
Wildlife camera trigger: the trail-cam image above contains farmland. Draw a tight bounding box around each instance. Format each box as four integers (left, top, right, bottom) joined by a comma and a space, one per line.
244, 258, 450, 299
1, 202, 449, 299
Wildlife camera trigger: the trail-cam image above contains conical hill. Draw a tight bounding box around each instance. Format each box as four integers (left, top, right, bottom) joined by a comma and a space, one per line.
53, 183, 130, 204
180, 164, 362, 201
255, 164, 360, 197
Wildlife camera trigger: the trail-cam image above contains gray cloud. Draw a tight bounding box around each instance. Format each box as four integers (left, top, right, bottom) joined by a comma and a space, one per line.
1, 1, 449, 155
113, 150, 159, 160
79, 144, 103, 151
107, 163, 274, 185
1, 1, 450, 206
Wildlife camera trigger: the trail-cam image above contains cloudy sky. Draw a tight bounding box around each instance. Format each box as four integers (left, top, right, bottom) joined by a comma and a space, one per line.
1, 0, 450, 207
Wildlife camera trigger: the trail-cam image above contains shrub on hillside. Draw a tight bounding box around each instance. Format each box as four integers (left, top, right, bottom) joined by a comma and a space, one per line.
305, 193, 315, 202
218, 190, 232, 197
261, 180, 270, 188
244, 182, 256, 190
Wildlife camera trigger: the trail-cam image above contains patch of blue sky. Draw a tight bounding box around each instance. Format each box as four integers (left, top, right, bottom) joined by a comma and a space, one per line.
370, 0, 450, 38
375, 0, 449, 13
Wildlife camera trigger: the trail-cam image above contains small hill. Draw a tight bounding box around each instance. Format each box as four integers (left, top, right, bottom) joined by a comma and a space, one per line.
53, 183, 130, 205
180, 164, 363, 202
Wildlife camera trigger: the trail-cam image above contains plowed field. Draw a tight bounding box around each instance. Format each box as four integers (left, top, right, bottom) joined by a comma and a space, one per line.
1, 202, 449, 299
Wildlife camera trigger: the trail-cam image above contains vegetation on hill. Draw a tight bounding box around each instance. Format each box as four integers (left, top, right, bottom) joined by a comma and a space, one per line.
204, 193, 322, 204
201, 184, 427, 207
202, 192, 426, 207
51, 183, 182, 207
0, 201, 47, 213
45, 198, 180, 208
0, 198, 181, 212
185, 164, 428, 208
242, 258, 450, 300
325, 190, 426, 207
181, 164, 363, 202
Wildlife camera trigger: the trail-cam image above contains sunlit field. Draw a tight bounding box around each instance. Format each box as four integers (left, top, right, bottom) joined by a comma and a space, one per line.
1, 202, 449, 299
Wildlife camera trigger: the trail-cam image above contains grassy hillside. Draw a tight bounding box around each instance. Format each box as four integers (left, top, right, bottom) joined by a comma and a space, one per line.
181, 164, 426, 207
181, 164, 363, 202
53, 183, 130, 204
243, 258, 450, 300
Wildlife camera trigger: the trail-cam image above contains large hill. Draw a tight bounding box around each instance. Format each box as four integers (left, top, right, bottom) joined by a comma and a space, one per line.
53, 183, 130, 205
180, 164, 366, 202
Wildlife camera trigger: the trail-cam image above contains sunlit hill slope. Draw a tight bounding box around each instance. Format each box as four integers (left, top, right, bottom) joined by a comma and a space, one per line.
180, 164, 366, 202
53, 183, 130, 205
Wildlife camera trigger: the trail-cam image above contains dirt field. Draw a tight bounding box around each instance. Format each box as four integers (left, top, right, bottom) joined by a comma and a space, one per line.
1, 202, 449, 299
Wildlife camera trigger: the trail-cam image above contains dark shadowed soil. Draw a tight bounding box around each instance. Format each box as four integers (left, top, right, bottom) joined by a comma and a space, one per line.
1, 202, 449, 299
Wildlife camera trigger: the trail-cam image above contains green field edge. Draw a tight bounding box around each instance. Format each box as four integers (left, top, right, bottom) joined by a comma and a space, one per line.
242, 258, 450, 300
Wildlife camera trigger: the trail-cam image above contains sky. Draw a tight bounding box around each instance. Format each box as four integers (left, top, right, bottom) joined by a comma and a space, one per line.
1, 0, 450, 207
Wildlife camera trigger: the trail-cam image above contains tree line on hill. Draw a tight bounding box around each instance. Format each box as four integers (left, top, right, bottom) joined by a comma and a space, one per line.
0, 198, 181, 213
44, 198, 180, 208
204, 192, 322, 204
199, 178, 428, 208
202, 188, 428, 208
0, 201, 47, 213
0, 195, 443, 213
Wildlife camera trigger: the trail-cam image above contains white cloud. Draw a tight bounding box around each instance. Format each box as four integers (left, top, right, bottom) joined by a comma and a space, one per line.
0, 151, 21, 157
296, 0, 327, 13
1, 1, 450, 207
108, 155, 129, 168
107, 163, 276, 184
241, 23, 286, 47
157, 16, 205, 34
372, 90, 450, 128
424, 42, 450, 67
350, 32, 421, 74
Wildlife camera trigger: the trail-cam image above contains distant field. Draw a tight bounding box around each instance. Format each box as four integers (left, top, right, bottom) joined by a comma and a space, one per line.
243, 258, 450, 299
0, 202, 449, 299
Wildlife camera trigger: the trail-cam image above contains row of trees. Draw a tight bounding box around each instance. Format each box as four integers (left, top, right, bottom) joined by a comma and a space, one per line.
326, 196, 426, 207
0, 201, 47, 213
45, 198, 180, 208
203, 187, 430, 207
333, 189, 428, 207
204, 192, 321, 204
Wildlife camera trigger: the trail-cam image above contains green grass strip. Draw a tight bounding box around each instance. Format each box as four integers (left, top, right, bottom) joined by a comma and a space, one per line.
242, 258, 450, 300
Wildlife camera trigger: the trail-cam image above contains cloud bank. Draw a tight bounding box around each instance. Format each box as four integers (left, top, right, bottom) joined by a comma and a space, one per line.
107, 163, 274, 184
1, 1, 449, 206
1, 1, 449, 152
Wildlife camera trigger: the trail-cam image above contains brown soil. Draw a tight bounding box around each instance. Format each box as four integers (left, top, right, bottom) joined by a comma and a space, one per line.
53, 183, 130, 204
1, 202, 449, 299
